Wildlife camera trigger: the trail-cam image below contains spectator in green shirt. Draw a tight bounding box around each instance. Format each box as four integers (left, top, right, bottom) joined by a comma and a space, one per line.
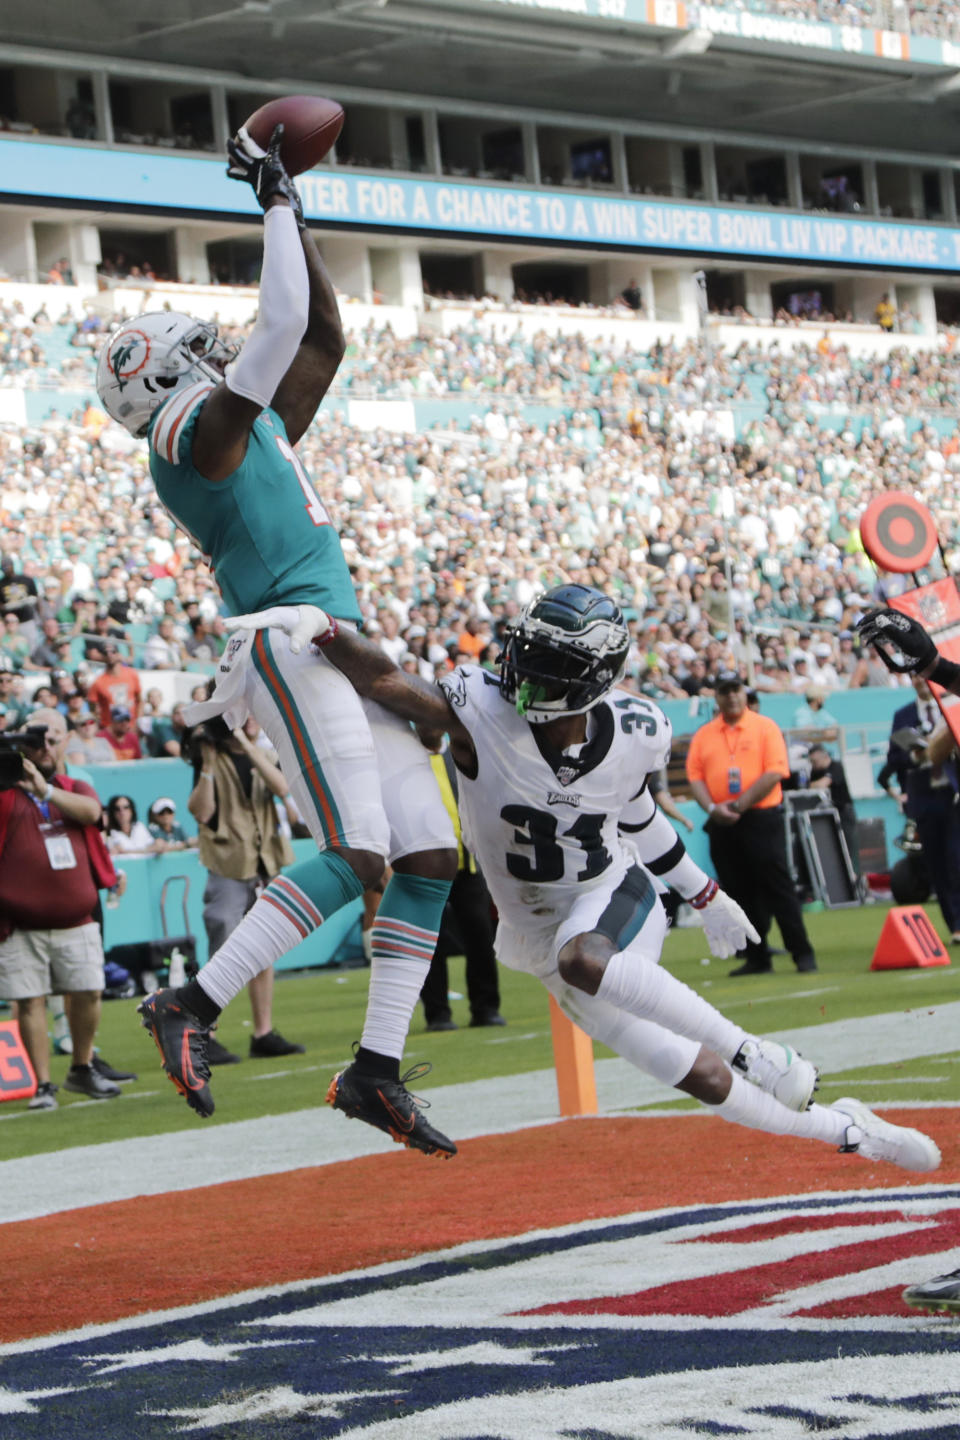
148, 799, 195, 852
146, 701, 188, 759
0, 661, 30, 730
1, 613, 31, 671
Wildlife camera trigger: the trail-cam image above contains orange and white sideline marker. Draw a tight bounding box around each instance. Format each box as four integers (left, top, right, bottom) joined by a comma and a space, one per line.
549, 997, 598, 1116
0, 1019, 37, 1103
870, 906, 950, 970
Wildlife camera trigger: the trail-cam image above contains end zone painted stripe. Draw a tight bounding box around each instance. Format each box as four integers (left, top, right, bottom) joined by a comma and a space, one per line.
0, 1110, 955, 1345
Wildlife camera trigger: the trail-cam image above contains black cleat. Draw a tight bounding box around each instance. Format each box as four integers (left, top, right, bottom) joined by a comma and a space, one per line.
326, 1060, 457, 1158
137, 988, 214, 1118
207, 1036, 242, 1066
92, 1053, 138, 1083
249, 1029, 305, 1058
903, 1269, 960, 1315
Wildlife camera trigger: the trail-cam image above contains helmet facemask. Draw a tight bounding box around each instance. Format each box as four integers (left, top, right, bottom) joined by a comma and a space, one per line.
501, 613, 629, 723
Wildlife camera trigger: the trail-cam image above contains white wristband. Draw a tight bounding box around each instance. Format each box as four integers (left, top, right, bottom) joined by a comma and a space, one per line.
707, 802, 716, 813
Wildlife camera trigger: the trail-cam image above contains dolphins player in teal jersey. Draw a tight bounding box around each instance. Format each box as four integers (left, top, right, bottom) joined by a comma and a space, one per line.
96, 125, 457, 1157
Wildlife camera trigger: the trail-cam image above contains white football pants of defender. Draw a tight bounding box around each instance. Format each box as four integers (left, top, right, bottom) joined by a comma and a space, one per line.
498, 886, 704, 1089
241, 624, 455, 862
496, 874, 899, 1156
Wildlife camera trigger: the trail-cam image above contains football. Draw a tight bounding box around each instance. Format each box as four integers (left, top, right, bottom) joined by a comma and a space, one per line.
242, 95, 344, 176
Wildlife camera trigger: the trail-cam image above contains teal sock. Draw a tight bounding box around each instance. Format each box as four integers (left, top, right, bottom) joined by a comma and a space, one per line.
360, 873, 451, 1061
274, 850, 363, 925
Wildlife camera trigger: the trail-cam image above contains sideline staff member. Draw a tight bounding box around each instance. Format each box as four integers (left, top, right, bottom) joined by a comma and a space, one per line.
189, 715, 304, 1060
685, 672, 817, 976
419, 740, 503, 1032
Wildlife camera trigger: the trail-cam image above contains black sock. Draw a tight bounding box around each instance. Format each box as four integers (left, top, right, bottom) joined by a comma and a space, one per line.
176, 980, 221, 1026
352, 1046, 399, 1081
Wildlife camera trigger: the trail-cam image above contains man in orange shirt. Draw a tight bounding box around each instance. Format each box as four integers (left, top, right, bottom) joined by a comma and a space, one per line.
685, 671, 817, 976
455, 616, 489, 660
86, 642, 142, 727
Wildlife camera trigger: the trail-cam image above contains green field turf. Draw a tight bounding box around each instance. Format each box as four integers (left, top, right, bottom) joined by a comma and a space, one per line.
3, 900, 958, 1162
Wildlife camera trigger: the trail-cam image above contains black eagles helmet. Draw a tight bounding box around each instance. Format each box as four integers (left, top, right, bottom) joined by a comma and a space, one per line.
500, 584, 630, 723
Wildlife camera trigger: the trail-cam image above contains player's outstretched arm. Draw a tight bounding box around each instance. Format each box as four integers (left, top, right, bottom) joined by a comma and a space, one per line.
327, 626, 456, 726
192, 127, 311, 481
269, 232, 345, 446
857, 607, 960, 694
223, 607, 475, 759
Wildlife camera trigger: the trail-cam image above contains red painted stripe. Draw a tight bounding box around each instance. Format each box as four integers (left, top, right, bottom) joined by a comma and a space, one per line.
686, 1212, 900, 1244
523, 1206, 960, 1318
254, 631, 341, 843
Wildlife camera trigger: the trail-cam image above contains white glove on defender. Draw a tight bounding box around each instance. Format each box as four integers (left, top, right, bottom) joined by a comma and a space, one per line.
223, 603, 333, 655
691, 879, 761, 959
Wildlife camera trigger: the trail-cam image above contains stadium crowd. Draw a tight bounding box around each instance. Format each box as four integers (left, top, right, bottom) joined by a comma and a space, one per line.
6, 296, 959, 756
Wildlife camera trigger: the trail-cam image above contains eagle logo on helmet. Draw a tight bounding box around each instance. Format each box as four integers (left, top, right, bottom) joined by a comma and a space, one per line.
500, 584, 630, 724
108, 331, 151, 390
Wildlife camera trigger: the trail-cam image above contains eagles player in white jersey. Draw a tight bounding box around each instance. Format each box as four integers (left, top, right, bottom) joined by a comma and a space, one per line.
228, 587, 941, 1172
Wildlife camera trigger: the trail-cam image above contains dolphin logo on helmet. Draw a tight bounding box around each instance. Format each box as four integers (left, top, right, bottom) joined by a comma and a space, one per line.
108, 332, 150, 390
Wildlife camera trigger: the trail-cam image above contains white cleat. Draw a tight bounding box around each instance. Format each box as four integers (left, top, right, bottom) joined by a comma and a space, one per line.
733, 1038, 818, 1112
902, 1268, 960, 1315
832, 1097, 941, 1174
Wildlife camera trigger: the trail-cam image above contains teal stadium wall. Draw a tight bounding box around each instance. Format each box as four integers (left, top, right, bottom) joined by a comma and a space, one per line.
75, 759, 363, 970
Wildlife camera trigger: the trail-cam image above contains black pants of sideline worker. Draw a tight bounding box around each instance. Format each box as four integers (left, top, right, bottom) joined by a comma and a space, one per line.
707, 806, 816, 972
420, 870, 501, 1025
915, 798, 960, 935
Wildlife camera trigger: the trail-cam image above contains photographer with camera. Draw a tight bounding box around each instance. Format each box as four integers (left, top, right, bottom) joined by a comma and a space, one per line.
0, 708, 123, 1107
187, 714, 304, 1062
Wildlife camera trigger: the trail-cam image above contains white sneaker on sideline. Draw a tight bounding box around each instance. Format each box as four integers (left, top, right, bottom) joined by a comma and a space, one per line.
733, 1038, 818, 1112
28, 1081, 58, 1110
832, 1097, 941, 1174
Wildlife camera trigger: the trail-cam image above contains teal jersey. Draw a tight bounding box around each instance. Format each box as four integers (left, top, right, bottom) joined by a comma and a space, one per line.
147, 382, 361, 621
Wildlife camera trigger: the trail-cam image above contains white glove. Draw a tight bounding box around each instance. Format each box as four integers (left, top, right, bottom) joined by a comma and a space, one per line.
691, 879, 761, 959
223, 603, 333, 655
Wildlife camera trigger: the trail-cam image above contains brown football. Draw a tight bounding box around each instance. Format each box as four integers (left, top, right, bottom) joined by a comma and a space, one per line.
242, 95, 344, 176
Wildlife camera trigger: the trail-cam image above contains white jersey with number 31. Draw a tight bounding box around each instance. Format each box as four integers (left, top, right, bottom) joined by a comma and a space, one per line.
438, 665, 672, 930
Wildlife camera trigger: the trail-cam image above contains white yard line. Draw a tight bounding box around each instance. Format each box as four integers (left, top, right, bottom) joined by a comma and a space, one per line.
2, 1001, 959, 1226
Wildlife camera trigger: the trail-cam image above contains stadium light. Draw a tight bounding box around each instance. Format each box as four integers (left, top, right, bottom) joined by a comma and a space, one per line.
661, 29, 713, 59
922, 70, 960, 100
